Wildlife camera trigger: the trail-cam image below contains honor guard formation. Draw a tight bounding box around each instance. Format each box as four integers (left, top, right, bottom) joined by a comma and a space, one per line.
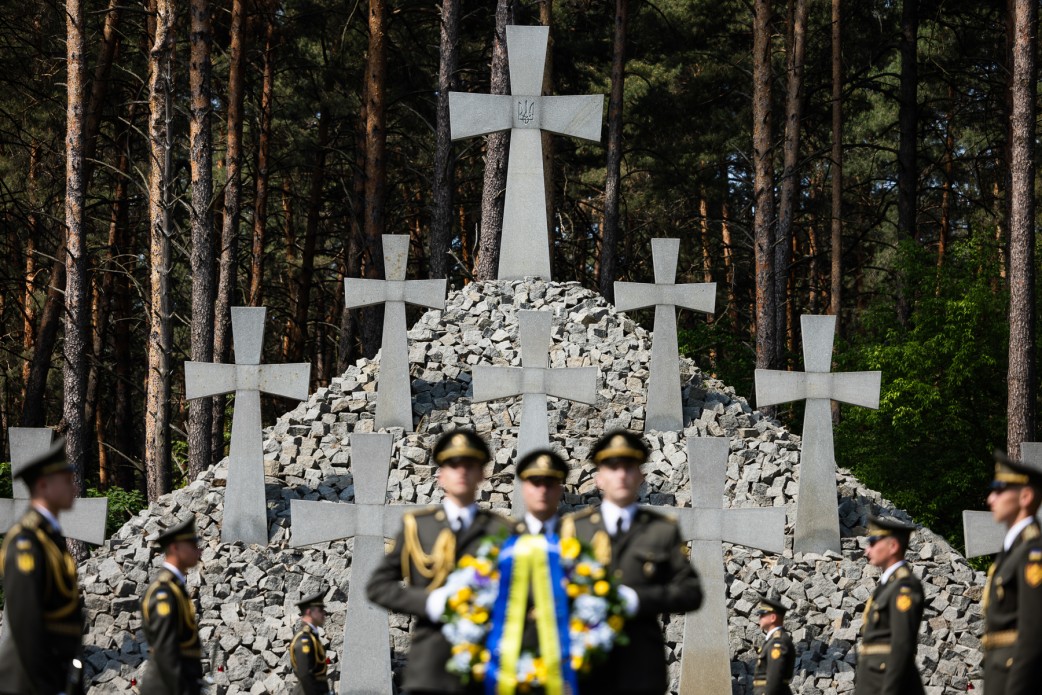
0, 429, 1039, 692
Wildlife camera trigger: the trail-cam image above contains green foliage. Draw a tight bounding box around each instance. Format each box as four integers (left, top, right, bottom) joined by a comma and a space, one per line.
0, 462, 11, 499
87, 486, 148, 540
833, 241, 1007, 549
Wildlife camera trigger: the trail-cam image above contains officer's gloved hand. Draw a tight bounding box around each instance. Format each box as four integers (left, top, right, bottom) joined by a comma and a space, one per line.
426, 584, 453, 622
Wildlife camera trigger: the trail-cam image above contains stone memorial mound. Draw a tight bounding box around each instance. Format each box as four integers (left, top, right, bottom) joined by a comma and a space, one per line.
55, 280, 982, 693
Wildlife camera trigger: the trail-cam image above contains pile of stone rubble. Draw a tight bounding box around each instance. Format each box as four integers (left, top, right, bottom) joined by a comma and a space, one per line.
25, 280, 984, 693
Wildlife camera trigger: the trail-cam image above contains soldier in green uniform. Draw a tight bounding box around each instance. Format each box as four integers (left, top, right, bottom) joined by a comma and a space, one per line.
513, 449, 567, 537
139, 518, 204, 695
290, 590, 331, 694
366, 429, 511, 694
982, 451, 1042, 695
0, 436, 84, 695
561, 430, 702, 695
751, 595, 795, 695
853, 515, 924, 695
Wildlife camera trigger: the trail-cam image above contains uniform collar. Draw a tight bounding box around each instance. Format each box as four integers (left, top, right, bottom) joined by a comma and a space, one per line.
879, 559, 906, 585
1004, 515, 1036, 552
443, 499, 476, 531
600, 500, 638, 534
525, 513, 557, 535
31, 503, 62, 534
765, 626, 782, 640
163, 561, 187, 585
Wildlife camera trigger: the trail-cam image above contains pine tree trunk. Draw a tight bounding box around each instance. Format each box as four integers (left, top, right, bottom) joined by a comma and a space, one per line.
1007, 0, 1037, 458
600, 0, 628, 302
188, 0, 215, 481
775, 0, 806, 364
830, 0, 843, 321
145, 0, 175, 501
213, 0, 246, 467
473, 0, 513, 281
361, 0, 389, 356
431, 0, 460, 279
752, 0, 776, 370
63, 0, 89, 540
247, 11, 276, 307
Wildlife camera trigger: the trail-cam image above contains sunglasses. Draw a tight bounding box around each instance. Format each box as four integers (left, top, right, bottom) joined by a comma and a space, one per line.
990, 481, 1024, 493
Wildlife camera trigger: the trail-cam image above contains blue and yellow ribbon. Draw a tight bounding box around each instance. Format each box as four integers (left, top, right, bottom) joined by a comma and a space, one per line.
485, 534, 577, 695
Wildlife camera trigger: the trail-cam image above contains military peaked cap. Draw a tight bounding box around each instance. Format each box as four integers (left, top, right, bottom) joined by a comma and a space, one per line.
297, 589, 326, 611
154, 517, 199, 549
432, 429, 490, 465
755, 595, 788, 617
517, 449, 568, 481
15, 435, 74, 484
992, 449, 1042, 489
590, 430, 649, 465
866, 515, 915, 544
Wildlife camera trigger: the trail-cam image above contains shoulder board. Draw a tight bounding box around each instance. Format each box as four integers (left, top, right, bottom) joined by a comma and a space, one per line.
407, 506, 442, 519
895, 565, 911, 579
19, 512, 40, 531
638, 507, 677, 524
898, 585, 913, 593
1028, 548, 1042, 560
292, 629, 313, 644
1025, 524, 1041, 541
564, 507, 598, 521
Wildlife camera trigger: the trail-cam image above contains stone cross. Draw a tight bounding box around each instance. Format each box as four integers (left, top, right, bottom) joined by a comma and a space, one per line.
963, 442, 1042, 558
670, 437, 786, 694
0, 427, 108, 545
472, 309, 597, 478
755, 314, 881, 554
614, 238, 716, 432
344, 234, 447, 431
185, 307, 310, 545
449, 25, 604, 280
289, 433, 424, 695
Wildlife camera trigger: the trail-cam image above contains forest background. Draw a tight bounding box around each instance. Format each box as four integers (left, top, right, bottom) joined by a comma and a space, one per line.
0, 0, 1037, 558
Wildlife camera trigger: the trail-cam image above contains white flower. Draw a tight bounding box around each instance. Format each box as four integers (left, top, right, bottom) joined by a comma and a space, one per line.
457, 619, 486, 644
450, 648, 473, 673
573, 594, 608, 625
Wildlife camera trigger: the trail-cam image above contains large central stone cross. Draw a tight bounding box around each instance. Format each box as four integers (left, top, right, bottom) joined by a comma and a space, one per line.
755, 314, 881, 554
449, 25, 604, 280
671, 437, 786, 694
185, 307, 310, 545
614, 238, 716, 432
289, 433, 424, 695
0, 427, 108, 545
472, 309, 597, 462
344, 234, 446, 431
963, 442, 1042, 558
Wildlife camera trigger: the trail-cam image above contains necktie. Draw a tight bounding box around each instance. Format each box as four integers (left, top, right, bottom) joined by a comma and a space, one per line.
536, 523, 545, 536
614, 515, 624, 537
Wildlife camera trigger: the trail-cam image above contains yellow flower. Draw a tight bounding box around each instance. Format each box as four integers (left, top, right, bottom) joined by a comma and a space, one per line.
459, 556, 474, 568
473, 663, 487, 680
608, 615, 625, 631
566, 583, 583, 598
592, 566, 606, 580
594, 580, 610, 596
475, 559, 493, 575
534, 658, 547, 682
576, 563, 592, 577
571, 655, 584, 671
570, 618, 585, 633
481, 649, 491, 663
452, 643, 471, 655
560, 537, 581, 560
472, 608, 489, 625
456, 587, 473, 603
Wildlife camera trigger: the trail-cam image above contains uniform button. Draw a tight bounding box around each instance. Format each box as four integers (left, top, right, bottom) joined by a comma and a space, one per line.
1007, 658, 1014, 668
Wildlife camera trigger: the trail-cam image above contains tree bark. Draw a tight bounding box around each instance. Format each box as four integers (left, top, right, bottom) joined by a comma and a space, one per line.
1007, 0, 1037, 458
830, 0, 843, 321
63, 0, 89, 533
775, 0, 806, 363
430, 0, 460, 279
752, 0, 776, 370
473, 0, 513, 281
213, 0, 246, 467
145, 0, 175, 501
600, 0, 628, 303
187, 0, 215, 481
247, 11, 276, 308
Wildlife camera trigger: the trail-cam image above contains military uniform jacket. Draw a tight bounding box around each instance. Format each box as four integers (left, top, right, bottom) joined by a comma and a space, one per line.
562, 506, 702, 695
0, 507, 83, 695
983, 520, 1042, 695
139, 567, 203, 695
853, 564, 924, 695
291, 623, 330, 695
753, 627, 795, 695
366, 505, 512, 694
